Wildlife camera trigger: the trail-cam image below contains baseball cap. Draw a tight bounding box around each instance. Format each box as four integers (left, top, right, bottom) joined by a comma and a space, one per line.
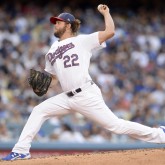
50, 13, 75, 24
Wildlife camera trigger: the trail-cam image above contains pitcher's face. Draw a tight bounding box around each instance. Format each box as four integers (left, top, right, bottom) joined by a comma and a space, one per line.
54, 21, 67, 38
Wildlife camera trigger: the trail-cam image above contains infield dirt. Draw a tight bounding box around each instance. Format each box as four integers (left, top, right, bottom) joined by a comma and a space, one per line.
0, 149, 165, 165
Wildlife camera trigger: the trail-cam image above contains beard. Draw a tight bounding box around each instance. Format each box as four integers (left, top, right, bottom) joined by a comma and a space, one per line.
54, 25, 67, 38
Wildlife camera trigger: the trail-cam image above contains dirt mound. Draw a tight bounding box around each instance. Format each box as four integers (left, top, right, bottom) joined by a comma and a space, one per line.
1, 149, 165, 165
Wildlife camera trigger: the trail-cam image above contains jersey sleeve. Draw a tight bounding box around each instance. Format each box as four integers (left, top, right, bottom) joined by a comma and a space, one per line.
44, 54, 56, 75
80, 32, 106, 51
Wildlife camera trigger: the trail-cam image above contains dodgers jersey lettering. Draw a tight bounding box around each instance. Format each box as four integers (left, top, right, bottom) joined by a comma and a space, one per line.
45, 32, 105, 91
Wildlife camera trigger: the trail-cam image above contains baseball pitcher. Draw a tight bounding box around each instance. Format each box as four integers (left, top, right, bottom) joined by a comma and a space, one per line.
2, 4, 165, 161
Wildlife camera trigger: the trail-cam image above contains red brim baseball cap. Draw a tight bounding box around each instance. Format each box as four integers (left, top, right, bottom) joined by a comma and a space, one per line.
50, 13, 75, 24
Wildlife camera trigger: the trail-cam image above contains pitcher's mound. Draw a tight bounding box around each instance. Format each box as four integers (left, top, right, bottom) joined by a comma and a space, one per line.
1, 149, 165, 165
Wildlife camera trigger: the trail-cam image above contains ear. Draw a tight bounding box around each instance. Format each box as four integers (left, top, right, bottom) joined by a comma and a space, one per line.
66, 23, 71, 29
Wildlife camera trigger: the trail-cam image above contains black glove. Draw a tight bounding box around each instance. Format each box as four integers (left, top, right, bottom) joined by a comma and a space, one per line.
28, 69, 52, 96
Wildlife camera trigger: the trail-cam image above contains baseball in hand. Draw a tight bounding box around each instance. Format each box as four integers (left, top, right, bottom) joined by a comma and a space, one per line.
97, 4, 102, 10
97, 4, 106, 10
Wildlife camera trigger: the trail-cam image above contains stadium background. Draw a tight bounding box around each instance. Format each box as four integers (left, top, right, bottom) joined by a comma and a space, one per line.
0, 0, 165, 158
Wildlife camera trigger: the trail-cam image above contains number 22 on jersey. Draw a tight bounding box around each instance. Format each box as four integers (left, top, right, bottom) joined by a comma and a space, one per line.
63, 54, 79, 68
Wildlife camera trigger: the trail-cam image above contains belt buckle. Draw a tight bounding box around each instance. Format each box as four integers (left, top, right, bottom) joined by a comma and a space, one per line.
66, 88, 82, 97
72, 90, 77, 95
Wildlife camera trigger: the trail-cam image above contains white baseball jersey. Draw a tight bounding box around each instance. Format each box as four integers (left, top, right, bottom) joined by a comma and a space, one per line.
45, 32, 105, 91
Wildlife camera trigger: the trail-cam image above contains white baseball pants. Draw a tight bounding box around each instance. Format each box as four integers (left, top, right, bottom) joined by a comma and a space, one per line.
13, 83, 165, 153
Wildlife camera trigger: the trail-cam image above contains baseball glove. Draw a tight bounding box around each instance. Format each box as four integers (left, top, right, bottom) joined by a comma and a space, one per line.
28, 69, 52, 96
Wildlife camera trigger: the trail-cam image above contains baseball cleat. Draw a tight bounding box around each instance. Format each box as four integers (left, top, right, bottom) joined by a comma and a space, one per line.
160, 126, 165, 133
2, 152, 31, 161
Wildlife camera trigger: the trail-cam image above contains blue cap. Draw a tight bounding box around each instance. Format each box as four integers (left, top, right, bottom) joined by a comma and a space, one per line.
50, 13, 75, 24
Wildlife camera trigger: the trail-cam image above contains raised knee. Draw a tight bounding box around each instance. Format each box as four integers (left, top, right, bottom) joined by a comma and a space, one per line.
32, 105, 45, 115
33, 105, 40, 111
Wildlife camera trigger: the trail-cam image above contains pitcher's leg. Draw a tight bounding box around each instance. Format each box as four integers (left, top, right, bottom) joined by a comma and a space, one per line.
79, 102, 165, 143
12, 93, 70, 153
72, 85, 165, 143
107, 118, 165, 143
